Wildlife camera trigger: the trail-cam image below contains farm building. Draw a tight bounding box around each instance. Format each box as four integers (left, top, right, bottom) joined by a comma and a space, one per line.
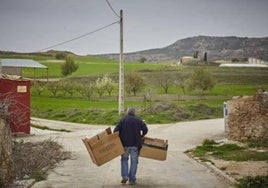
219, 63, 267, 68
0, 58, 48, 78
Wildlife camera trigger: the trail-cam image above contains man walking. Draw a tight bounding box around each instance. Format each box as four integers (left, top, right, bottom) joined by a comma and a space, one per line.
114, 107, 148, 185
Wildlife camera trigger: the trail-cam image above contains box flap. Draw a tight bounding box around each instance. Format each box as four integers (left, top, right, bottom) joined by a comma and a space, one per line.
82, 138, 97, 164
143, 137, 168, 150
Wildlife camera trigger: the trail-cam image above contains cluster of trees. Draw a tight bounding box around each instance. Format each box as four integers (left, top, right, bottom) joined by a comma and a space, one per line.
193, 51, 208, 62
32, 67, 215, 100
32, 74, 115, 99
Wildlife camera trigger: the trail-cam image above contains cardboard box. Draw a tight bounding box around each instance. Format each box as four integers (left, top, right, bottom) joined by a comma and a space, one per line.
82, 127, 124, 166
139, 136, 168, 161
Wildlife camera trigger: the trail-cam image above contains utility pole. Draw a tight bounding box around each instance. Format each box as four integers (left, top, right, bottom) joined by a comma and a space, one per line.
118, 10, 124, 115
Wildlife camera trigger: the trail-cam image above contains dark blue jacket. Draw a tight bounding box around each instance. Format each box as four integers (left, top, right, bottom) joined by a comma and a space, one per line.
114, 114, 148, 149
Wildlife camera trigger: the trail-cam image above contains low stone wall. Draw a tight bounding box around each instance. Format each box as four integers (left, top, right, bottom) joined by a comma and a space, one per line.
0, 118, 14, 187
227, 94, 268, 141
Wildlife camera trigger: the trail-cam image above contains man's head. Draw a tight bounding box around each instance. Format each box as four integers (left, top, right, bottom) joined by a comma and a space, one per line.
127, 107, 135, 115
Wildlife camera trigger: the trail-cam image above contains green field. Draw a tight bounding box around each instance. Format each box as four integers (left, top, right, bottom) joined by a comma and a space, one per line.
22, 56, 164, 78
2, 53, 268, 124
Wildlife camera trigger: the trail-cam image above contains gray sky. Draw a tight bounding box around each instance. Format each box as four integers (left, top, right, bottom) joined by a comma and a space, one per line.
0, 0, 267, 55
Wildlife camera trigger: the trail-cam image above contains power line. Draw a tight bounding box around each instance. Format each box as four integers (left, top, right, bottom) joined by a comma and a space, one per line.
106, 0, 119, 18
38, 20, 119, 52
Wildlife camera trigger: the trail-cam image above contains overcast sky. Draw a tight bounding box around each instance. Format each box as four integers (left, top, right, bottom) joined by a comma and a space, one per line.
0, 0, 267, 55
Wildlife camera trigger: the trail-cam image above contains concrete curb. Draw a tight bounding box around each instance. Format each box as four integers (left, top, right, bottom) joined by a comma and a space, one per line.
203, 162, 237, 184
184, 151, 237, 186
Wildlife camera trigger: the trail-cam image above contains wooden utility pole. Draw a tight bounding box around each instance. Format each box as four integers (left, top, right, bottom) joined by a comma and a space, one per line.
118, 10, 124, 115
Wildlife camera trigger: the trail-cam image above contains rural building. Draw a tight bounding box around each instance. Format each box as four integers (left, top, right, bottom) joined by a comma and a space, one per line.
0, 58, 48, 78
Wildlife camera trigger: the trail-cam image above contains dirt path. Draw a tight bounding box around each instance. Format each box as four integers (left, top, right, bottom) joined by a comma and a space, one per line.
26, 118, 234, 188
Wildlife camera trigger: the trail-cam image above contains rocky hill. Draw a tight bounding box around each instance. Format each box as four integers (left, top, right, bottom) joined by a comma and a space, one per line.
96, 36, 268, 62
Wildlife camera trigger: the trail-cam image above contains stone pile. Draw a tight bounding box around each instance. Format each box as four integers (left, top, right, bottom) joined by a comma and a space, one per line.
227, 93, 268, 141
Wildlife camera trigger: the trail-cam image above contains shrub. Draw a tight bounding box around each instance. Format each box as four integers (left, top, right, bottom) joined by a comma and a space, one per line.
236, 176, 268, 188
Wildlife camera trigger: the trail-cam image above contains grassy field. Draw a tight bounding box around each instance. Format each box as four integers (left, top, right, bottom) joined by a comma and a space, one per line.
2, 53, 268, 124
22, 56, 164, 78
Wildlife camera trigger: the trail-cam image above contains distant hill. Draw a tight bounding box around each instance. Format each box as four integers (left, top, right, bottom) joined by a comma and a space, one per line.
1, 36, 267, 63
94, 36, 268, 62
0, 50, 76, 58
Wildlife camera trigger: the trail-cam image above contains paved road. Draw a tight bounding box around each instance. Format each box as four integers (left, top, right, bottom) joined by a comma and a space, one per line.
25, 118, 234, 188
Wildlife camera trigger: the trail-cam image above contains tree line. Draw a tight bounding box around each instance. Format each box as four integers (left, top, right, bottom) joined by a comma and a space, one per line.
31, 67, 215, 100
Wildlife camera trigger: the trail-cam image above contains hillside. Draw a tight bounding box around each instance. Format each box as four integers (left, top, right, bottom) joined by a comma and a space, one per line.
95, 36, 268, 62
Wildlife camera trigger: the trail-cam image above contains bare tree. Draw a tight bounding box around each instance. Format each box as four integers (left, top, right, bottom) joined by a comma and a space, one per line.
31, 81, 45, 96
174, 73, 187, 95
0, 91, 30, 187
60, 81, 76, 97
47, 81, 61, 97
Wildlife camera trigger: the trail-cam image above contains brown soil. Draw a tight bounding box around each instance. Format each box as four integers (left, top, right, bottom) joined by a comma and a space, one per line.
209, 158, 268, 180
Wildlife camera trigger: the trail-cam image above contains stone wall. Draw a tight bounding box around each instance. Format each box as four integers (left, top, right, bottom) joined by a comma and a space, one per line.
227, 94, 268, 141
0, 118, 14, 187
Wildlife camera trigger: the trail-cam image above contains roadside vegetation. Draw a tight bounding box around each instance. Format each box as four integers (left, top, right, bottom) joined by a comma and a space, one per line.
12, 139, 72, 184
190, 139, 268, 162
188, 139, 268, 188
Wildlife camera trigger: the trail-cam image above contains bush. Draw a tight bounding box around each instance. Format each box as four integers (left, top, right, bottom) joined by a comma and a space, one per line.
61, 57, 79, 76
236, 176, 268, 188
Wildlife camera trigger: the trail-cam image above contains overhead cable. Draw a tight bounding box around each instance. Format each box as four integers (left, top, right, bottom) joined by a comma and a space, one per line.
106, 0, 119, 18
39, 20, 119, 52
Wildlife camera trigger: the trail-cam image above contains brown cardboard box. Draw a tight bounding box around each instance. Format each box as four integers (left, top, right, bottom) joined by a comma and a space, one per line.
82, 127, 124, 166
139, 136, 168, 161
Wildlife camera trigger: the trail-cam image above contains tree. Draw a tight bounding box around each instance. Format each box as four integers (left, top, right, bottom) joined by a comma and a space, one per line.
95, 78, 105, 98
174, 73, 187, 95
187, 68, 215, 97
47, 81, 60, 97
139, 57, 147, 63
193, 51, 199, 58
102, 74, 116, 96
95, 74, 116, 98
155, 69, 174, 94
31, 81, 45, 96
55, 52, 67, 60
61, 57, 79, 76
203, 52, 207, 62
125, 71, 145, 96
76, 82, 95, 100
60, 81, 75, 97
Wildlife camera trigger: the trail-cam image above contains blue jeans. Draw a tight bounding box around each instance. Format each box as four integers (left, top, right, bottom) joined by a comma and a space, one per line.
121, 146, 139, 183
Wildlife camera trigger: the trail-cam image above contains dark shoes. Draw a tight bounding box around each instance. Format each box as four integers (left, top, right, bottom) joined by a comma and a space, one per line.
121, 177, 136, 185
121, 177, 128, 184
129, 181, 136, 185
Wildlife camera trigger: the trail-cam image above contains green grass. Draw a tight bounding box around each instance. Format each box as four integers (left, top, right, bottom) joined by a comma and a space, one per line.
191, 139, 268, 162
30, 170, 48, 182
236, 176, 268, 188
21, 56, 165, 78
29, 81, 267, 124
31, 96, 223, 124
